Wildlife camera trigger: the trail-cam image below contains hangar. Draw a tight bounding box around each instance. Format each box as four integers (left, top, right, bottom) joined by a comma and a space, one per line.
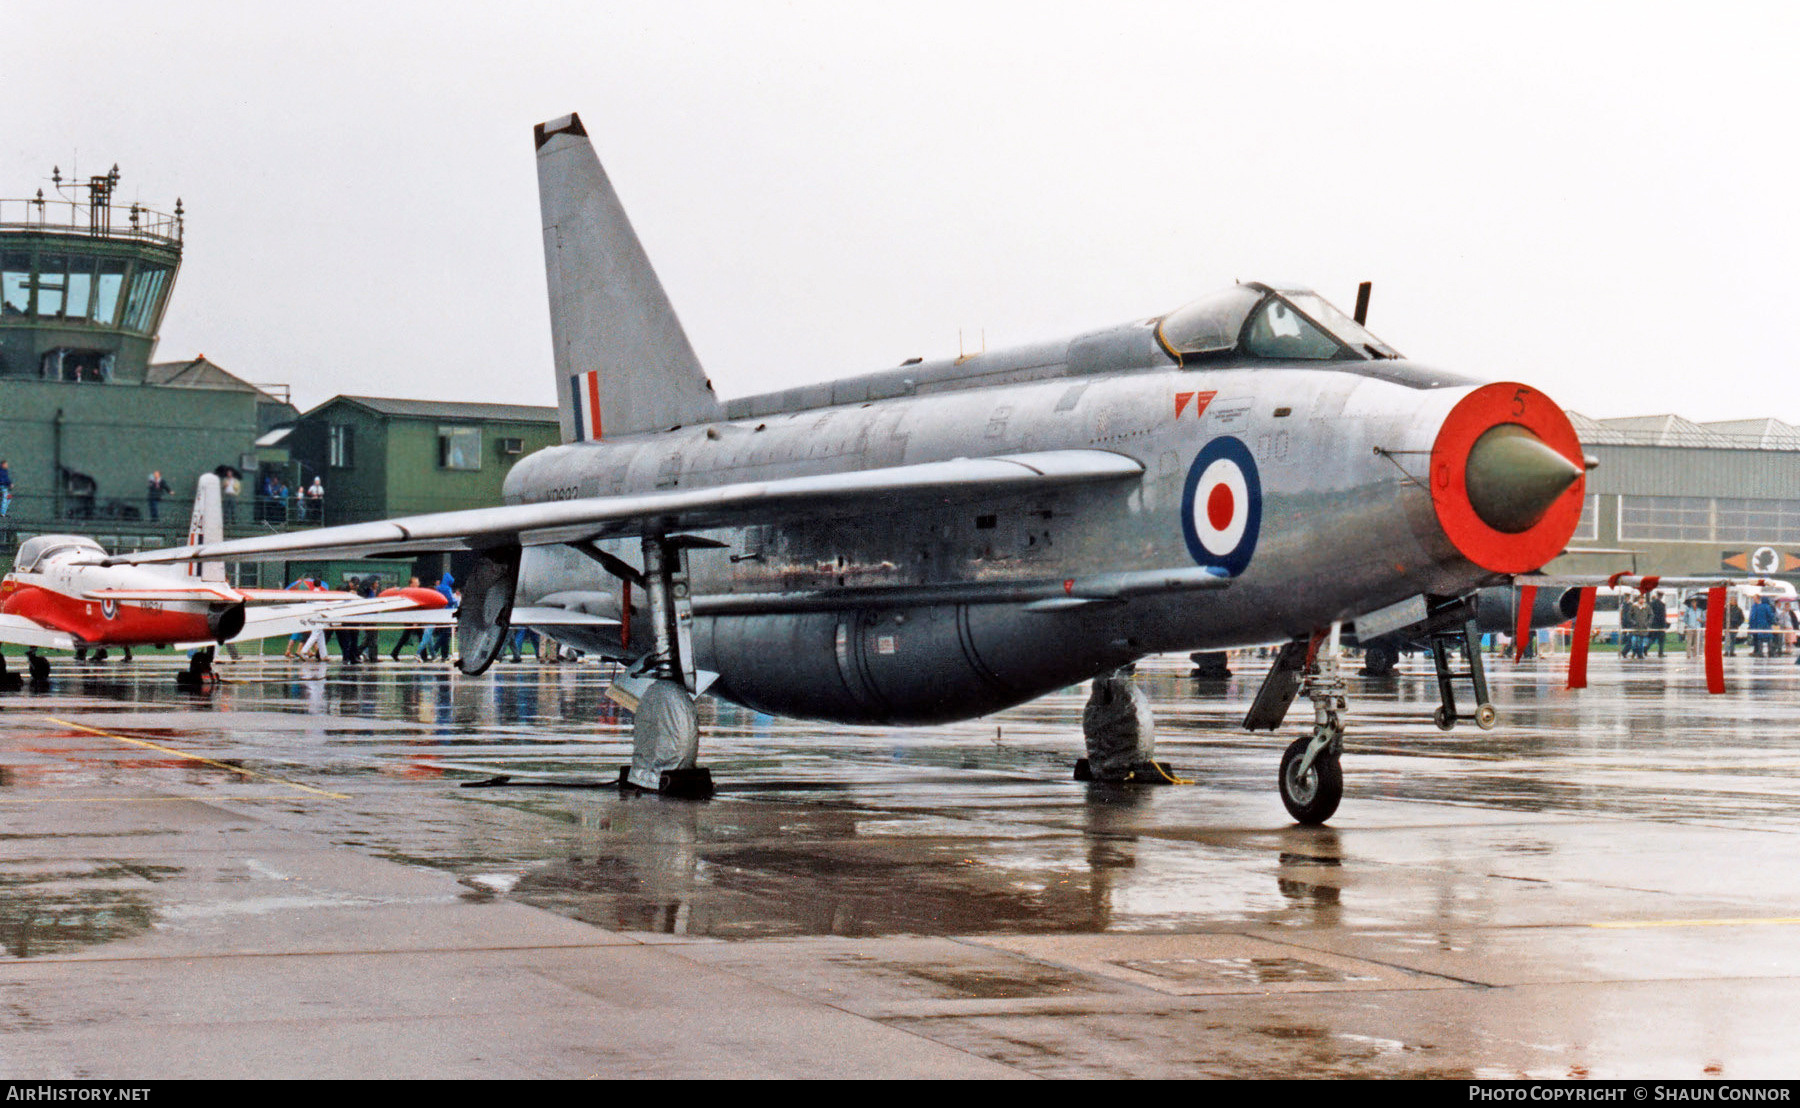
1553, 412, 1800, 584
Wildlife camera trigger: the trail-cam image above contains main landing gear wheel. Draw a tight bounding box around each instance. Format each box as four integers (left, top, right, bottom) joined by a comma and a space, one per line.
1279, 735, 1342, 825
1359, 642, 1399, 677
175, 648, 217, 691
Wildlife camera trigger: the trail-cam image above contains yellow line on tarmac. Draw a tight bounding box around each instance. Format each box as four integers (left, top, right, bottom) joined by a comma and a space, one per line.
41, 716, 350, 800
1590, 917, 1800, 929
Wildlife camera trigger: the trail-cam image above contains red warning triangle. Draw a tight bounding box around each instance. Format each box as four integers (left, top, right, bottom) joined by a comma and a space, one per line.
1191, 390, 1217, 419
1175, 392, 1194, 418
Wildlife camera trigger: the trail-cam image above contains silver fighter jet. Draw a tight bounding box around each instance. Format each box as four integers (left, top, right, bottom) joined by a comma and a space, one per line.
111, 112, 1588, 823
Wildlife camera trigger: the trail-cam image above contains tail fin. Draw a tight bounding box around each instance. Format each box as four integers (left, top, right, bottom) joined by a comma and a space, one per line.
536, 112, 723, 443
186, 474, 225, 582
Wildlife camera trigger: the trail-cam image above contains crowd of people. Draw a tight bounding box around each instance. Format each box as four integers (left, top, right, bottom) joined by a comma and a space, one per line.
0, 460, 335, 526
275, 571, 569, 666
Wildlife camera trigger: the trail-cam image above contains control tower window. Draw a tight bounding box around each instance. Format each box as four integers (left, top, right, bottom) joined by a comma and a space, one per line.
2, 253, 29, 316
92, 258, 126, 325
65, 257, 95, 320
33, 256, 65, 318
1242, 297, 1347, 360
120, 263, 169, 333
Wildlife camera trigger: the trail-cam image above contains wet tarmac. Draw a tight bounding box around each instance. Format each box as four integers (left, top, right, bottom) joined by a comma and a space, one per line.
3, 645, 1800, 1078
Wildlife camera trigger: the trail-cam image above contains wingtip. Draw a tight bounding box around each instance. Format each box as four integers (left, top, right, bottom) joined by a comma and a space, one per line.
534, 112, 588, 150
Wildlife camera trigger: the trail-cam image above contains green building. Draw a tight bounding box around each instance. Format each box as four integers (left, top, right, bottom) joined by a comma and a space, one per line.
281, 395, 558, 584
0, 167, 298, 573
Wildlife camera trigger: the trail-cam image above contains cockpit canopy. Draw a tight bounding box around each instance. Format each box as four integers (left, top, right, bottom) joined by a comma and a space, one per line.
1156, 282, 1403, 364
12, 535, 106, 574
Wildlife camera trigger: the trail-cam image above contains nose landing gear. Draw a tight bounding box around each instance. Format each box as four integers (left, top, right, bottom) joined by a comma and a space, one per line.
1248, 631, 1347, 825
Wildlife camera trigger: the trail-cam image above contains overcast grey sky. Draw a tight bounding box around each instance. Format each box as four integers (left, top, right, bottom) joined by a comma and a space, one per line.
10, 2, 1796, 423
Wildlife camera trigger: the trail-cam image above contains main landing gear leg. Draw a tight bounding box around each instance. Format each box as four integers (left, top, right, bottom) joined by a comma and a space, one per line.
26, 649, 50, 688
1075, 665, 1175, 783
613, 535, 713, 798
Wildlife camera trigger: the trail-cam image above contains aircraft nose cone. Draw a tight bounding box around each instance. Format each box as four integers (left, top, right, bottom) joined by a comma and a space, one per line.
1464, 424, 1585, 534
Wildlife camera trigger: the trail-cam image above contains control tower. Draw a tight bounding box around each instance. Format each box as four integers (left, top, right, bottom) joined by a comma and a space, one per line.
0, 166, 181, 383
0, 167, 296, 567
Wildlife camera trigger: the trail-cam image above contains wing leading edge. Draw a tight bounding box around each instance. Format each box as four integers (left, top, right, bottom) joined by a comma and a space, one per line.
107, 450, 1145, 566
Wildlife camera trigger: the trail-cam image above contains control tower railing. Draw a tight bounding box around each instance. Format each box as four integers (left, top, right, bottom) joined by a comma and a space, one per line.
0, 166, 182, 246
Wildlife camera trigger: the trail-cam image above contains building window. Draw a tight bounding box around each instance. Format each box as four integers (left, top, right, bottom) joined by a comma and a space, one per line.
93, 258, 127, 325
39, 349, 111, 382
498, 437, 523, 456
1717, 498, 1800, 545
119, 264, 169, 333
1, 253, 28, 316
1618, 495, 1712, 542
1572, 494, 1599, 541
1619, 494, 1800, 545
329, 424, 355, 469
33, 255, 66, 318
439, 425, 481, 470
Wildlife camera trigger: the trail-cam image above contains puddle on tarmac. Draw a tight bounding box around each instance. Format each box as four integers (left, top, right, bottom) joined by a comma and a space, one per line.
0, 861, 177, 957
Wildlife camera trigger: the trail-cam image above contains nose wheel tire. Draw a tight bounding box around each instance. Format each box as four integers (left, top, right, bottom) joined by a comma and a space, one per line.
1279, 735, 1342, 825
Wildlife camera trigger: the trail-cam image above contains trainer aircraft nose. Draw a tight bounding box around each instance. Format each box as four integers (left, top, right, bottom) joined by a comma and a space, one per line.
1429, 382, 1587, 574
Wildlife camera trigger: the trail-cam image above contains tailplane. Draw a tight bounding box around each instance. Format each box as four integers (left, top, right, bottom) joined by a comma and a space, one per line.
186, 474, 225, 582
536, 112, 723, 443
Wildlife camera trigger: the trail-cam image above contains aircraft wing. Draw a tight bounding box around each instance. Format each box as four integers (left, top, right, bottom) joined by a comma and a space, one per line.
82, 585, 246, 603
1515, 573, 1779, 589
1509, 572, 1780, 695
324, 606, 616, 627
235, 588, 358, 604
105, 450, 1144, 566
81, 586, 358, 605
210, 594, 450, 645
0, 614, 76, 651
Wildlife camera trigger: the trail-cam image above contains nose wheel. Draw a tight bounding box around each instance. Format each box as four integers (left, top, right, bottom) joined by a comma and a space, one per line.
1279, 735, 1342, 825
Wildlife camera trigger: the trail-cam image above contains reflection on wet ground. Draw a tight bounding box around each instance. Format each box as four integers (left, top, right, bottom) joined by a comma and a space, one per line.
6, 651, 1800, 941
4, 648, 1800, 1077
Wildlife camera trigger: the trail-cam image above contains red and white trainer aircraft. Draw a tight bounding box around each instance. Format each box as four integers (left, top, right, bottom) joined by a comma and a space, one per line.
0, 475, 446, 689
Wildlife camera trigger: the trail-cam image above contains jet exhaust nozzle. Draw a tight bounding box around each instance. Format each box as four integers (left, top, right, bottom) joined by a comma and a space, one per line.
1464, 424, 1584, 534
208, 602, 246, 643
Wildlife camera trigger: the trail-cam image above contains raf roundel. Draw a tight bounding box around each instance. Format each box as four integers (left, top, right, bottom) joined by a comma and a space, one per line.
1181, 436, 1262, 576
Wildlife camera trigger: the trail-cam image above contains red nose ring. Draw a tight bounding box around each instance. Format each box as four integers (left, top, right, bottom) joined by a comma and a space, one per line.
1430, 382, 1586, 574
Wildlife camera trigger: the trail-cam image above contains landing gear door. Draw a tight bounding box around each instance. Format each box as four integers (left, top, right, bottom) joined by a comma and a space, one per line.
457, 543, 522, 675
672, 546, 698, 693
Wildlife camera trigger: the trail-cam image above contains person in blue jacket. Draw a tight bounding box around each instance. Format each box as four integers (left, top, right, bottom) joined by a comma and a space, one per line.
422, 573, 457, 661
1749, 594, 1777, 657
